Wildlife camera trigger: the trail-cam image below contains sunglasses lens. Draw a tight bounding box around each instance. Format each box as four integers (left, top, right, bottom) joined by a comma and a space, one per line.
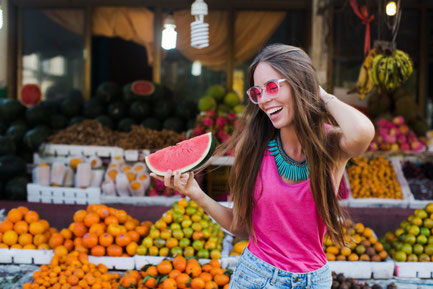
266, 81, 279, 95
248, 87, 261, 103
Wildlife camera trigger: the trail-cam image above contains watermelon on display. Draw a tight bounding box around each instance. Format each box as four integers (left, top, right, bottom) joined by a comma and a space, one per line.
95, 115, 114, 129
6, 123, 28, 146
20, 83, 42, 106
108, 102, 126, 119
0, 99, 26, 123
141, 118, 161, 130
83, 99, 105, 118
129, 101, 151, 121
131, 80, 155, 96
145, 132, 216, 176
61, 96, 82, 117
69, 116, 85, 126
0, 136, 16, 156
26, 105, 49, 126
50, 114, 69, 130
117, 118, 135, 132
5, 176, 28, 200
96, 82, 120, 104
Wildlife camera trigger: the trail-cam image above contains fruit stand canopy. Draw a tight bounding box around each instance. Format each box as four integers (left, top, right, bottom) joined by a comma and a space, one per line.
42, 8, 286, 70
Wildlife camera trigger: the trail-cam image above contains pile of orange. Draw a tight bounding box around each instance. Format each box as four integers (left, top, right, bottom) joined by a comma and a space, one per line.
118, 256, 231, 289
0, 206, 57, 249
323, 220, 388, 262
23, 250, 121, 289
347, 156, 402, 199
51, 204, 152, 257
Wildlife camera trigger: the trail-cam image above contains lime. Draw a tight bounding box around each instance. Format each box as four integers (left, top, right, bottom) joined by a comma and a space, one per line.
179, 238, 191, 248
192, 240, 204, 251
210, 249, 221, 259
191, 214, 202, 223
411, 217, 423, 227
181, 219, 192, 228
414, 243, 424, 255
423, 218, 433, 229
170, 223, 181, 231
189, 200, 199, 208
197, 249, 210, 259
404, 234, 416, 245
159, 247, 169, 257
420, 227, 431, 236
400, 220, 409, 229
183, 227, 194, 239
401, 243, 413, 255
170, 246, 183, 257
425, 244, 433, 256
184, 246, 195, 257
394, 251, 407, 262
142, 237, 154, 248
160, 229, 172, 239
419, 253, 430, 262
173, 212, 184, 223
149, 246, 159, 256
186, 206, 197, 216
149, 229, 160, 239
417, 234, 428, 245
202, 229, 210, 239
191, 223, 202, 232
136, 245, 148, 255
395, 228, 405, 237
415, 209, 428, 219
154, 238, 166, 249
172, 229, 185, 240
408, 226, 420, 236
425, 203, 433, 214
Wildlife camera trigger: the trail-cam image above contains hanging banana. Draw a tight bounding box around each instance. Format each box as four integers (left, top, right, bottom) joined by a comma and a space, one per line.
349, 48, 379, 99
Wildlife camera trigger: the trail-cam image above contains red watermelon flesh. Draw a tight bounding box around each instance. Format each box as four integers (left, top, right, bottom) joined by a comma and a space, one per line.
21, 84, 42, 106
131, 80, 155, 96
145, 132, 216, 176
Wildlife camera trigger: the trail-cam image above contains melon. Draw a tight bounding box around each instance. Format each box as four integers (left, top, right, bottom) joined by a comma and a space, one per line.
145, 132, 216, 176
131, 80, 155, 96
21, 83, 42, 106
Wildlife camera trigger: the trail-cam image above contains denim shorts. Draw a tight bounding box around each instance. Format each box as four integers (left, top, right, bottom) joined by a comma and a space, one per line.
228, 247, 332, 289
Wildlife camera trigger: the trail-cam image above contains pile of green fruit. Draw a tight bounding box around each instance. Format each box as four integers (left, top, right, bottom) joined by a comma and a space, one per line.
198, 84, 245, 115
382, 203, 433, 262
136, 199, 225, 259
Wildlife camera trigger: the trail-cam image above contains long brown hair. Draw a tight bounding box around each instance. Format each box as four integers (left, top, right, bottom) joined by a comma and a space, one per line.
215, 44, 347, 247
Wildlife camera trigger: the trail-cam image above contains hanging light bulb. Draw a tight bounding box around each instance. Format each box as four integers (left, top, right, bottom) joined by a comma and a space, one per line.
386, 1, 397, 16
191, 0, 209, 49
161, 13, 177, 50
191, 60, 202, 76
0, 5, 4, 30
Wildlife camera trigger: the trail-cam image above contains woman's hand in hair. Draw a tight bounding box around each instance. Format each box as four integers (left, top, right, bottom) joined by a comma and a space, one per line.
150, 171, 204, 202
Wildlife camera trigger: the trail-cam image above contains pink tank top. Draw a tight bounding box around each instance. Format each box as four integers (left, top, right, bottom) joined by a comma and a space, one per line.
248, 149, 327, 273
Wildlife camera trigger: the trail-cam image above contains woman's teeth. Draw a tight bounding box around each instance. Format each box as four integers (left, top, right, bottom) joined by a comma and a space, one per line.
268, 107, 282, 115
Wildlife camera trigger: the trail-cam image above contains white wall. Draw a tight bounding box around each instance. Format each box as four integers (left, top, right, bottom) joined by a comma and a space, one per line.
0, 0, 7, 89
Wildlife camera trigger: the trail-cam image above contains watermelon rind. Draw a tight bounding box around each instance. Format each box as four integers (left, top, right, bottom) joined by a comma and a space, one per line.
145, 132, 216, 176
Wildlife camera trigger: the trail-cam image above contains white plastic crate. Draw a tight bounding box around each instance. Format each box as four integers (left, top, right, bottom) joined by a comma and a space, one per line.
41, 144, 124, 158
123, 149, 151, 162
395, 262, 433, 278
346, 156, 410, 208
329, 260, 395, 279
88, 256, 135, 270
100, 195, 181, 206
0, 248, 53, 265
27, 183, 100, 204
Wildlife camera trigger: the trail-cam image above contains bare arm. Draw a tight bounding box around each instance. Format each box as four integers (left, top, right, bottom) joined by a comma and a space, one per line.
320, 87, 375, 160
150, 171, 249, 238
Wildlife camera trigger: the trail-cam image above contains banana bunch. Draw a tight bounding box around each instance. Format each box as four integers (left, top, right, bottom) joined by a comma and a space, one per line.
371, 49, 413, 91
349, 48, 378, 99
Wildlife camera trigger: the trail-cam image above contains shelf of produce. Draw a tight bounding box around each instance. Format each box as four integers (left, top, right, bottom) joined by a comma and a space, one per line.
345, 156, 412, 208
329, 260, 395, 279
27, 184, 100, 204
395, 262, 433, 278
0, 248, 53, 265
40, 144, 124, 157
100, 195, 182, 206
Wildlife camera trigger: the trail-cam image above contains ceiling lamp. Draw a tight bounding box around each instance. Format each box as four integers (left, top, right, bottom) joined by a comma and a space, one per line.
191, 0, 209, 49
386, 1, 397, 16
161, 13, 177, 50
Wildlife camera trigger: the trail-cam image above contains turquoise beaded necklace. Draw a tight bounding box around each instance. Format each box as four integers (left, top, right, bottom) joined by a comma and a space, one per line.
268, 133, 309, 182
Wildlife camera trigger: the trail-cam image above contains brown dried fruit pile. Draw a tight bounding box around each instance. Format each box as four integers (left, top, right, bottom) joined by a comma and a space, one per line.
48, 120, 116, 146
47, 120, 184, 150
116, 125, 184, 150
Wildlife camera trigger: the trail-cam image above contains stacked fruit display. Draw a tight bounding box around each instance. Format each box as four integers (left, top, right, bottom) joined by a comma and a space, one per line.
0, 207, 57, 250
331, 272, 396, 289
402, 160, 433, 200
382, 203, 433, 262
198, 84, 245, 116
369, 116, 425, 152
229, 239, 249, 256
101, 158, 152, 197
136, 199, 225, 259
119, 257, 231, 289
49, 204, 152, 257
192, 110, 239, 149
347, 156, 403, 199
324, 221, 388, 262
23, 251, 121, 289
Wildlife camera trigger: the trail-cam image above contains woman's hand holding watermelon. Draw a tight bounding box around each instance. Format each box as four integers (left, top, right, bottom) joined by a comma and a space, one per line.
150, 171, 204, 201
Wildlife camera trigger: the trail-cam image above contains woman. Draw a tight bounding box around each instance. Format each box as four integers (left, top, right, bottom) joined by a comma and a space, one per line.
151, 44, 375, 288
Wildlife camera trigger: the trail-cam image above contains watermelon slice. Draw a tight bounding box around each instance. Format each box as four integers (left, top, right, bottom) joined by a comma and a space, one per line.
145, 132, 216, 176
131, 80, 155, 96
